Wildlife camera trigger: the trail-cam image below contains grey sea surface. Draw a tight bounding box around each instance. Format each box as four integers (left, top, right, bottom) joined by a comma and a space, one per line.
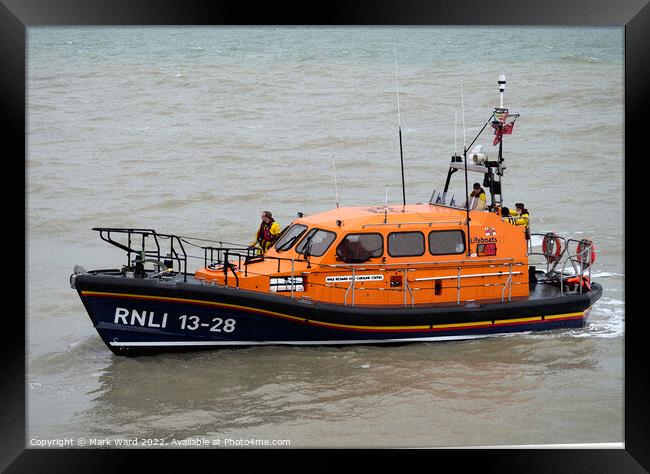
27, 26, 624, 448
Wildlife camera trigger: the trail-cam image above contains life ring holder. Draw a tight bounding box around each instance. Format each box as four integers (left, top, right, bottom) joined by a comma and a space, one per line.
575, 239, 596, 269
541, 232, 563, 264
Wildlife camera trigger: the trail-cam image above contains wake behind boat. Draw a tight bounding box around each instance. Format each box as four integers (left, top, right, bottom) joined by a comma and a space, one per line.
70, 76, 602, 356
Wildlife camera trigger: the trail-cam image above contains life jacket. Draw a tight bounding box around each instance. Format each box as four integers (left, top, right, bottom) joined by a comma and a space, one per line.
522, 211, 530, 239
255, 219, 281, 253
506, 209, 530, 239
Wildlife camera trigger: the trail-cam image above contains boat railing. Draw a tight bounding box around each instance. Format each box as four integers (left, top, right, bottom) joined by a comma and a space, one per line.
341, 266, 414, 308
559, 239, 594, 295
92, 228, 268, 284
319, 259, 522, 307
93, 227, 190, 281
212, 249, 523, 307
410, 261, 520, 305
404, 269, 415, 307
501, 264, 514, 302
362, 220, 466, 229
343, 266, 356, 307
528, 232, 568, 274
528, 232, 595, 295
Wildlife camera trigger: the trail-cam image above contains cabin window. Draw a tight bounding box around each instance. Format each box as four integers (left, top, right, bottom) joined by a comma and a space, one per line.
428, 230, 466, 255
336, 233, 383, 262
387, 231, 425, 257
295, 228, 337, 257
274, 224, 308, 252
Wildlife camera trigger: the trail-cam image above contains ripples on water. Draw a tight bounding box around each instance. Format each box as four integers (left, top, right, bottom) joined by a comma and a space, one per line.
27, 26, 624, 447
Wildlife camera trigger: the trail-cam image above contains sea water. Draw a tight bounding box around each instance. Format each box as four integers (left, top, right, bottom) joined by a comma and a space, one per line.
26, 26, 624, 447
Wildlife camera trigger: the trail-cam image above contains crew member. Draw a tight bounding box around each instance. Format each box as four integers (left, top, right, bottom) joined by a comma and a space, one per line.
504, 202, 530, 239
251, 211, 281, 255
470, 182, 487, 210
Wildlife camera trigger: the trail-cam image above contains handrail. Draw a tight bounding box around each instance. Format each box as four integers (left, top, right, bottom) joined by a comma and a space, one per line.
528, 232, 568, 275
362, 220, 465, 228
528, 232, 595, 296
344, 267, 356, 306
403, 269, 414, 307
93, 227, 189, 281
323, 257, 516, 268
413, 269, 524, 281
501, 263, 513, 302
559, 238, 594, 295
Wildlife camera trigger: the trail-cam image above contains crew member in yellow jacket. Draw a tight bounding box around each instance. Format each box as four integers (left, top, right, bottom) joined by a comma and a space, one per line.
504, 202, 530, 239
251, 211, 282, 254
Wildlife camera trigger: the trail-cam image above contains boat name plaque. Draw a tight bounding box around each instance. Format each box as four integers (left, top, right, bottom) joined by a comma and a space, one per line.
325, 274, 384, 283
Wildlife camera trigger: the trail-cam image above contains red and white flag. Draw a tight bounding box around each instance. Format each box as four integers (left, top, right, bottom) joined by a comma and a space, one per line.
492, 119, 516, 146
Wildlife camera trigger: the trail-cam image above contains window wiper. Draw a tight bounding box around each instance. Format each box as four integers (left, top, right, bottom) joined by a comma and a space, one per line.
276, 234, 300, 252
302, 233, 315, 268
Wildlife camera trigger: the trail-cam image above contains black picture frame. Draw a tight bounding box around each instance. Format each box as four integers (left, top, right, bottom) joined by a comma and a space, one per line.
3, 0, 646, 471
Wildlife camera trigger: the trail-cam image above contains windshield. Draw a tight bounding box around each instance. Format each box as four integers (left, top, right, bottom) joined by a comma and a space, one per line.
295, 228, 337, 257
274, 224, 308, 252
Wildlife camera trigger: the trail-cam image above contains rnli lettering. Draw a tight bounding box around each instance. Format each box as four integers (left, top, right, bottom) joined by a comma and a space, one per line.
114, 307, 168, 328
325, 274, 384, 283
113, 307, 236, 333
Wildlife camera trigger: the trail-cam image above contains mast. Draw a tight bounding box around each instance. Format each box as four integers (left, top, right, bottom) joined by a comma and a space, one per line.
489, 74, 518, 209
394, 43, 406, 207
332, 152, 339, 209
436, 75, 519, 255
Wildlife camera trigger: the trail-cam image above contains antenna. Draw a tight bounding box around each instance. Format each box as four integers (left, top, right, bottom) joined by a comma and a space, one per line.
384, 185, 389, 223
454, 107, 458, 156
491, 73, 518, 208
331, 151, 339, 209
457, 43, 472, 256
458, 45, 467, 150
393, 42, 406, 207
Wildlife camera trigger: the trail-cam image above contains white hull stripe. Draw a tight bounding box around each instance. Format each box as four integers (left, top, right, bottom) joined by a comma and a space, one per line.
109, 334, 495, 347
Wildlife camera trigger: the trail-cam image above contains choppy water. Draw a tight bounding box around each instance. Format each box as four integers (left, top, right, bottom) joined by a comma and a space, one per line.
27, 26, 624, 448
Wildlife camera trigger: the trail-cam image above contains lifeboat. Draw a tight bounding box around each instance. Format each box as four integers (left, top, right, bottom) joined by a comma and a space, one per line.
70, 76, 602, 356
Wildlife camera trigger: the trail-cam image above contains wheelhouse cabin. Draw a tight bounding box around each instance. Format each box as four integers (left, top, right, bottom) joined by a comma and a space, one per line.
195, 204, 529, 307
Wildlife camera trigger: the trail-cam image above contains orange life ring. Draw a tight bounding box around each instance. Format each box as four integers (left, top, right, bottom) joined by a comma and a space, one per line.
576, 239, 596, 267
566, 275, 591, 291
542, 233, 562, 263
